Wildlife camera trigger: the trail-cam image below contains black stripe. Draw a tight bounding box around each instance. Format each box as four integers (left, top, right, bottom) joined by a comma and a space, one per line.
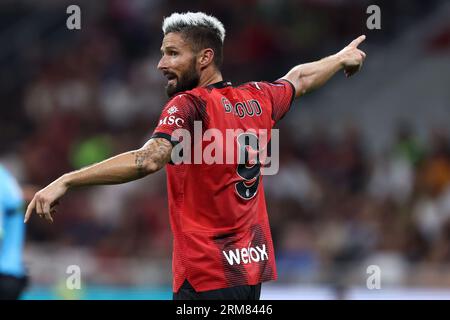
212, 233, 236, 241
151, 132, 179, 147
276, 78, 296, 107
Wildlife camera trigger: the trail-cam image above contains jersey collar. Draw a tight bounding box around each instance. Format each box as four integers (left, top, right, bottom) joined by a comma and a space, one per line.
206, 80, 232, 89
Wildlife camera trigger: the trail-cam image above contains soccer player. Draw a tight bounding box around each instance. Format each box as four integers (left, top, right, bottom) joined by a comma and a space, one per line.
24, 12, 366, 300
0, 164, 28, 299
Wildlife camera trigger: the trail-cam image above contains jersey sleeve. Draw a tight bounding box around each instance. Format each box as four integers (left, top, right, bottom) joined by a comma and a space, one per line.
151, 93, 207, 145
0, 167, 23, 211
0, 167, 24, 244
257, 79, 296, 123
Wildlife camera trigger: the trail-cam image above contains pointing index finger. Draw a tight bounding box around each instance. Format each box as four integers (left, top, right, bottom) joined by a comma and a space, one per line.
24, 197, 36, 223
350, 35, 366, 48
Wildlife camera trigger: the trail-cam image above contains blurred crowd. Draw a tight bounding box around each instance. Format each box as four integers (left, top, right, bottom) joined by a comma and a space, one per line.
267, 122, 450, 286
1, 0, 449, 287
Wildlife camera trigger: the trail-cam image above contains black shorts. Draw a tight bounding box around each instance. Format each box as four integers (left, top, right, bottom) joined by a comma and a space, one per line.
173, 279, 261, 300
0, 274, 29, 300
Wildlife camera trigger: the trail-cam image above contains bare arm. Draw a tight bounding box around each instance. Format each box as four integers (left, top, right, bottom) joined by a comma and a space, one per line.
63, 138, 172, 187
282, 35, 367, 97
24, 137, 172, 223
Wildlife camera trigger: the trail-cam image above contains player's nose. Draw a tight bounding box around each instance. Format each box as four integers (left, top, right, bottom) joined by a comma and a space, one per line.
157, 56, 167, 70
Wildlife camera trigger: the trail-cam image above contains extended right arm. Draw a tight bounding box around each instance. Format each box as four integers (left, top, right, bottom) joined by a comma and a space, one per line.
24, 137, 172, 223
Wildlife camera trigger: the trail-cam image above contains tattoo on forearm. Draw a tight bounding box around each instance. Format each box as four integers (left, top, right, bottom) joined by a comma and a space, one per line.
135, 149, 149, 173
134, 138, 172, 175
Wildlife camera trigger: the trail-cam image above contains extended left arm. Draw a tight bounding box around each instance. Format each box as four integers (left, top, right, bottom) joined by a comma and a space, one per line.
282, 35, 367, 97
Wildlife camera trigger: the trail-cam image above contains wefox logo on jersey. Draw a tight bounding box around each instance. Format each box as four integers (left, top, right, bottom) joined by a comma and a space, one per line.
222, 244, 269, 266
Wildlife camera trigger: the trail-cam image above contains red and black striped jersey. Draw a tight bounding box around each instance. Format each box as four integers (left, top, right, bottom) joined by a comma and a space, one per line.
152, 79, 295, 292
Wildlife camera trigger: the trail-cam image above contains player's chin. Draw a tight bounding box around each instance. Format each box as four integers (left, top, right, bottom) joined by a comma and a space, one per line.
165, 83, 179, 98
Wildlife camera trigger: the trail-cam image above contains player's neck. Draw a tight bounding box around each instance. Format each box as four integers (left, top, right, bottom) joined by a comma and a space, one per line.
198, 68, 223, 88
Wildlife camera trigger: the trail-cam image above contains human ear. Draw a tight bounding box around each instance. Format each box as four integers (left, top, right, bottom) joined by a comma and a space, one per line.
199, 48, 214, 69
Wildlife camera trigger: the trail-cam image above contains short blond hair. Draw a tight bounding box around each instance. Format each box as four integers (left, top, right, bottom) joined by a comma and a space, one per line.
162, 12, 226, 67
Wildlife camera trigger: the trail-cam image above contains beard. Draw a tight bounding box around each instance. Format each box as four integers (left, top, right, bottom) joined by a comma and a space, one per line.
165, 59, 200, 98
